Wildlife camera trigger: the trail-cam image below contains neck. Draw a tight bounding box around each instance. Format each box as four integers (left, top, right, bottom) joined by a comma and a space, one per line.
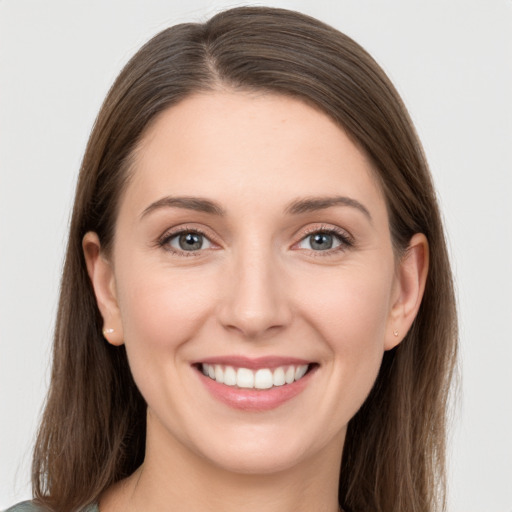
101, 412, 344, 512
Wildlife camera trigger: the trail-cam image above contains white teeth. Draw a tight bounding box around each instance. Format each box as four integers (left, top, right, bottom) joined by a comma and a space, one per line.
223, 366, 237, 386
295, 365, 308, 380
272, 367, 285, 387
214, 365, 224, 384
237, 368, 254, 388
201, 363, 311, 389
254, 369, 273, 389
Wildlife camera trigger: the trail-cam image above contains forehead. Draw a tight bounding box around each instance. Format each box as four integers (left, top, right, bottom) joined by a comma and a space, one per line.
123, 91, 387, 220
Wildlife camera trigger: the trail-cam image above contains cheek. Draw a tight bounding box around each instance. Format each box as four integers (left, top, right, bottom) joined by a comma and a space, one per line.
113, 262, 221, 418
295, 264, 393, 402
115, 262, 217, 355
301, 267, 393, 349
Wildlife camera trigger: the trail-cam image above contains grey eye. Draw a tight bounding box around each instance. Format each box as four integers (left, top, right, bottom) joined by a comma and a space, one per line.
298, 232, 341, 251
169, 232, 212, 251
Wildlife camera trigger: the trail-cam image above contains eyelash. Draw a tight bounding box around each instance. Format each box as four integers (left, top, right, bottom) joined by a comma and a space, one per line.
157, 224, 354, 257
157, 225, 214, 257
296, 225, 354, 256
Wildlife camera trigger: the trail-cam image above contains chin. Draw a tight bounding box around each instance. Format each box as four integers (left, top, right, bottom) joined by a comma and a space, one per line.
199, 439, 311, 475
180, 417, 344, 477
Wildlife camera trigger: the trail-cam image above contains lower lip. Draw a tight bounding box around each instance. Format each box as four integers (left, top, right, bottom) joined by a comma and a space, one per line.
196, 367, 315, 411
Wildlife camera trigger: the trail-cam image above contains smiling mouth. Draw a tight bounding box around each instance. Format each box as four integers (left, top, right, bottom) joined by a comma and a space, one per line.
193, 358, 318, 410
197, 363, 316, 390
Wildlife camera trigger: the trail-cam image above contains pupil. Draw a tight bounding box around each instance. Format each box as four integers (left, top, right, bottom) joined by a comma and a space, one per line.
179, 233, 202, 251
311, 233, 333, 250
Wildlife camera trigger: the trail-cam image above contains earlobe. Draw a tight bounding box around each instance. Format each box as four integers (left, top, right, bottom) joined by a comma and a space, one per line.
385, 233, 429, 350
82, 232, 124, 346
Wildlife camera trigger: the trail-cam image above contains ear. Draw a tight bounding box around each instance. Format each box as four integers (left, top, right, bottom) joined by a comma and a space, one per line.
83, 232, 124, 346
385, 233, 429, 350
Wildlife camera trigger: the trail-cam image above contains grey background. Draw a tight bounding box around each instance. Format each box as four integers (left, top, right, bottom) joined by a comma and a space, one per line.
1, 1, 511, 510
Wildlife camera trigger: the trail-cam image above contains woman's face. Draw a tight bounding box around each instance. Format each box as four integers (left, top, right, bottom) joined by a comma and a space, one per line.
88, 91, 417, 475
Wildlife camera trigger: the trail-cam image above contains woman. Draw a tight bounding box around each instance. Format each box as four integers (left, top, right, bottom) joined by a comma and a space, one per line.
7, 6, 457, 512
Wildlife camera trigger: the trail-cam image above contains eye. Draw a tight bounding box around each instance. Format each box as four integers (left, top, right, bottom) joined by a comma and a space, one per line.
296, 229, 351, 252
166, 231, 213, 252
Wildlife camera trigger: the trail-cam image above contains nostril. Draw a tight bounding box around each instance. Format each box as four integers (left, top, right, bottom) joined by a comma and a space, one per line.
222, 321, 286, 339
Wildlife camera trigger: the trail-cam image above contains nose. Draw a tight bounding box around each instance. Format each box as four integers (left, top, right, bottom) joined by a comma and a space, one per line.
217, 244, 292, 339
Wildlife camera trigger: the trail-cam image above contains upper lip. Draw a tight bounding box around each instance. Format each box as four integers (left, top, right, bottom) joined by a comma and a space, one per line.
192, 355, 314, 370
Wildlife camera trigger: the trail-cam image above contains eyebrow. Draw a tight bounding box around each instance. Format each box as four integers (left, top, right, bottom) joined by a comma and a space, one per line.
140, 196, 226, 219
284, 196, 372, 221
140, 194, 372, 221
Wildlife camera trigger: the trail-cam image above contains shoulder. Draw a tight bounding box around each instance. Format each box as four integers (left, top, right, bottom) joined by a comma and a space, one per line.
3, 503, 46, 512
3, 502, 99, 512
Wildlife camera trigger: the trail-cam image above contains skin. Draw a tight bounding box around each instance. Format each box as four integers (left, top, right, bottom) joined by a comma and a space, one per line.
84, 91, 428, 512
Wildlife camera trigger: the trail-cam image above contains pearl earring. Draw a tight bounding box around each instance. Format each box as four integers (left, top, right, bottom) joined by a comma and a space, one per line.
103, 328, 114, 337
393, 329, 399, 337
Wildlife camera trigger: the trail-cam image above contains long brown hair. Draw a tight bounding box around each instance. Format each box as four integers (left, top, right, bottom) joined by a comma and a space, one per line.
32, 7, 457, 512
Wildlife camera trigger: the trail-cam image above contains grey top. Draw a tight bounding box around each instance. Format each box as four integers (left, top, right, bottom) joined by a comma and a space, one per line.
4, 501, 99, 512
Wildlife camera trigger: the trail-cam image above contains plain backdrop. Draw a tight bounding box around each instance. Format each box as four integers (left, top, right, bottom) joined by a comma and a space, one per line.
1, 1, 511, 510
